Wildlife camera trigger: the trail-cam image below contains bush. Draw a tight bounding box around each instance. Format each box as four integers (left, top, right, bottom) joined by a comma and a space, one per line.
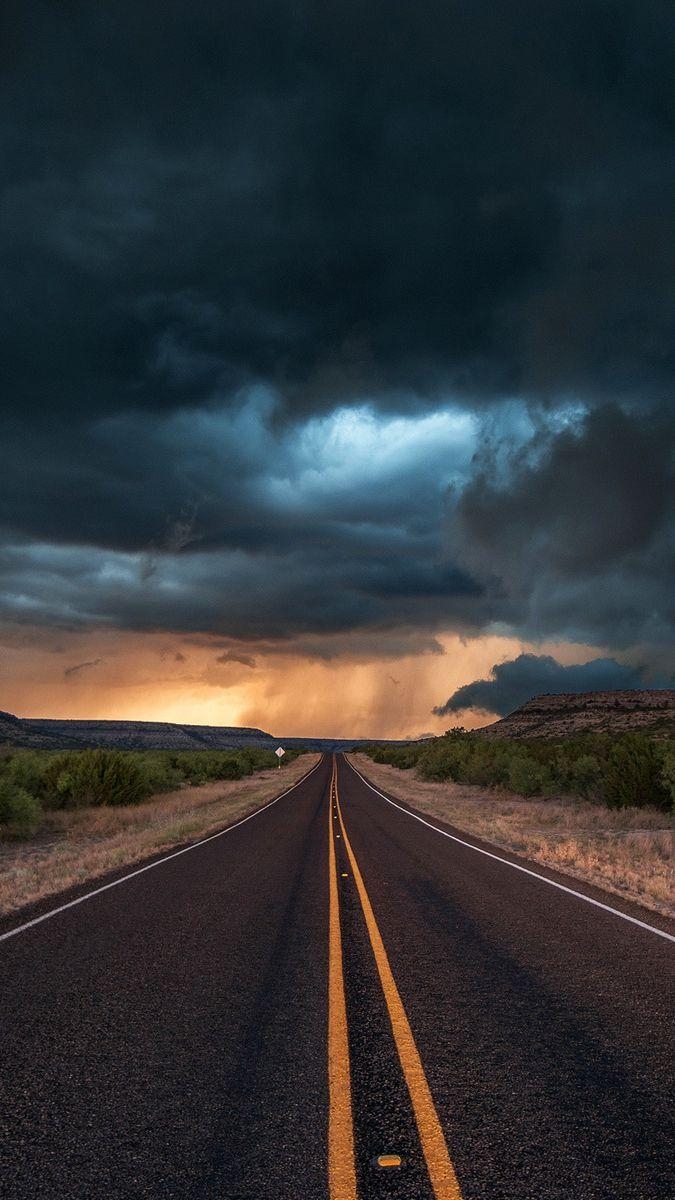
0, 744, 301, 831
380, 745, 422, 770
42, 750, 148, 808
5, 750, 48, 796
660, 748, 675, 813
135, 753, 184, 794
602, 737, 671, 812
567, 754, 602, 800
362, 731, 674, 810
462, 747, 510, 788
507, 755, 551, 796
0, 779, 42, 838
418, 738, 471, 782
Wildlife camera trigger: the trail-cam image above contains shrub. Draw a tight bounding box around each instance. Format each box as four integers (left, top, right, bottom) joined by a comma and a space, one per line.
136, 754, 185, 794
418, 739, 470, 782
0, 744, 297, 825
603, 737, 671, 812
660, 748, 675, 813
462, 747, 509, 788
507, 755, 551, 796
363, 732, 674, 810
5, 751, 48, 796
567, 754, 602, 800
369, 744, 419, 770
42, 750, 148, 808
0, 779, 42, 838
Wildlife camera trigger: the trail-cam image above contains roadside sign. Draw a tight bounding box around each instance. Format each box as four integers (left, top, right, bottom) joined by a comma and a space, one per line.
275, 746, 285, 767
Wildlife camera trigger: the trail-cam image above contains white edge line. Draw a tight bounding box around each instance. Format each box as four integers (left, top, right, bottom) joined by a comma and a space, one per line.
345, 757, 675, 945
0, 756, 324, 945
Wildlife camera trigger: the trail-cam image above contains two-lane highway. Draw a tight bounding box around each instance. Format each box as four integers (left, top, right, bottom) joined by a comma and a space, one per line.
1, 753, 673, 1198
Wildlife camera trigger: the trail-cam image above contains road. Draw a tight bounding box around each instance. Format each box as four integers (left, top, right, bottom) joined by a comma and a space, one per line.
0, 753, 673, 1199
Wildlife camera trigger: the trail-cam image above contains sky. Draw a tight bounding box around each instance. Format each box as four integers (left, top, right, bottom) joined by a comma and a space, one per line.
1, 1, 674, 737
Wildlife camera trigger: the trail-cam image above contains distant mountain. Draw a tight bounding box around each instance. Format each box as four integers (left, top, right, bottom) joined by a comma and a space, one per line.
475, 689, 675, 740
26, 718, 276, 752
0, 710, 85, 749
0, 711, 382, 753
4, 691, 673, 752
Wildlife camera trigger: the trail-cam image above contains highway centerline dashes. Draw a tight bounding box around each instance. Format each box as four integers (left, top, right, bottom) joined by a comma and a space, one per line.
331, 757, 464, 1200
327, 759, 358, 1200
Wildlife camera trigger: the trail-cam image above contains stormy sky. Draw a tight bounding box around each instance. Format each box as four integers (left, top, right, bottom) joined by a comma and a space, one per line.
1, 1, 673, 735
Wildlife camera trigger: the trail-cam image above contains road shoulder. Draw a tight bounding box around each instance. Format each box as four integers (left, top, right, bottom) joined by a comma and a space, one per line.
347, 754, 675, 936
0, 754, 320, 932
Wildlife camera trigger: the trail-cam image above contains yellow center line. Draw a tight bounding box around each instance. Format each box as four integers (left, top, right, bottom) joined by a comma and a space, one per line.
327, 759, 358, 1200
334, 761, 464, 1200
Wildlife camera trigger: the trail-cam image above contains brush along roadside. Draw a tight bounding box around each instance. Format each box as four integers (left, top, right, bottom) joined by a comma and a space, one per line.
350, 754, 673, 919
0, 755, 319, 917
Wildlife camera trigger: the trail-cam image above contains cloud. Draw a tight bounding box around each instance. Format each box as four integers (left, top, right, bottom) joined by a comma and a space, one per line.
3, 1, 674, 435
0, 400, 484, 641
0, 398, 672, 676
63, 658, 102, 678
434, 654, 673, 717
0, 622, 528, 737
454, 404, 673, 574
216, 651, 256, 668
0, 2, 673, 682
449, 403, 675, 656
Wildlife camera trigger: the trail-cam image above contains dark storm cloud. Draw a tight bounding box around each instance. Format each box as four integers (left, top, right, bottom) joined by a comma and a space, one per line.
456, 405, 673, 572
2, 0, 674, 437
184, 630, 447, 662
0, 398, 482, 643
434, 653, 674, 717
450, 403, 675, 651
1, 1, 674, 663
0, 535, 487, 643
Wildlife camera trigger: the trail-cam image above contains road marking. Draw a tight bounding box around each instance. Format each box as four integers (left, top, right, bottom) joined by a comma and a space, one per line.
346, 759, 675, 946
375, 1154, 402, 1168
334, 765, 464, 1200
327, 761, 358, 1200
0, 757, 325, 946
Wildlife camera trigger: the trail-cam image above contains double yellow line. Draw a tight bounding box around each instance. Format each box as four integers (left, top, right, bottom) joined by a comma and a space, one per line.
327, 757, 358, 1198
327, 756, 463, 1200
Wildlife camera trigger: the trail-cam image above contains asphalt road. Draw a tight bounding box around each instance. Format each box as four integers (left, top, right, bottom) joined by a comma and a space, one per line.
1, 753, 673, 1199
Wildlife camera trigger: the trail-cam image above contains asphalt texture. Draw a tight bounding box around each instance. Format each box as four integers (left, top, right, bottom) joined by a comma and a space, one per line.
1, 753, 673, 1198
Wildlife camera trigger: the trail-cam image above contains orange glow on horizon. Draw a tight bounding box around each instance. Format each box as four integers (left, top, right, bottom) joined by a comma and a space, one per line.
0, 626, 605, 739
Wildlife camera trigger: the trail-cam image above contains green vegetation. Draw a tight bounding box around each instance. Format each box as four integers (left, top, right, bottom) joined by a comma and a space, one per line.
362, 729, 674, 812
0, 779, 42, 838
0, 745, 303, 839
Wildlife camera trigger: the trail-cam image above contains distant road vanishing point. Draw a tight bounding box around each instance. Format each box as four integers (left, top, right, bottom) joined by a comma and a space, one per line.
1, 754, 673, 1198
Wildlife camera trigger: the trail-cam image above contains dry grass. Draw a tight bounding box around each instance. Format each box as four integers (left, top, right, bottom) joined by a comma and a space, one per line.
350, 755, 674, 918
0, 755, 319, 918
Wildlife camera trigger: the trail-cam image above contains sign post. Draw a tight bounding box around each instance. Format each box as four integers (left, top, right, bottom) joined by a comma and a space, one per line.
275, 746, 285, 769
